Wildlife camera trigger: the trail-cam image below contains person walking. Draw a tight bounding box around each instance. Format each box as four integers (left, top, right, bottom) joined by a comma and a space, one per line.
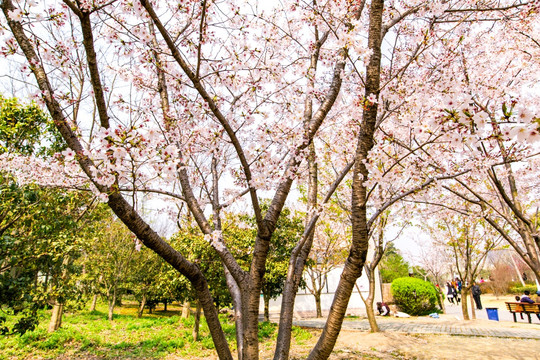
456, 278, 462, 293
471, 281, 482, 310
446, 281, 456, 305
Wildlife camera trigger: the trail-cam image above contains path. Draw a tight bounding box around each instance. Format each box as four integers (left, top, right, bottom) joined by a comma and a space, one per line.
294, 317, 540, 339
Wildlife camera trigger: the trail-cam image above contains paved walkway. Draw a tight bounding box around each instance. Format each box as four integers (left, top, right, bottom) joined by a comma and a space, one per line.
293, 317, 540, 340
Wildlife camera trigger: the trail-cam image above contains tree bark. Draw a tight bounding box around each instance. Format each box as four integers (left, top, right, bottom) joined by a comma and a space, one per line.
193, 299, 202, 341
90, 294, 98, 312
315, 292, 322, 318
438, 289, 446, 314
108, 288, 117, 321
181, 300, 191, 318
138, 293, 147, 318
362, 271, 379, 333
273, 226, 315, 360
461, 288, 470, 320
470, 292, 476, 319
48, 303, 63, 332
307, 1, 384, 358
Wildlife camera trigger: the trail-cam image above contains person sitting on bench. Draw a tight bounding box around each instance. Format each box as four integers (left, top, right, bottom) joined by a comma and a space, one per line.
520, 290, 535, 304
520, 291, 540, 320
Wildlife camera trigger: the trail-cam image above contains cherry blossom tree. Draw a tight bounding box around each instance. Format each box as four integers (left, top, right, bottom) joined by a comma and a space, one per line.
1, 1, 538, 359
423, 209, 502, 320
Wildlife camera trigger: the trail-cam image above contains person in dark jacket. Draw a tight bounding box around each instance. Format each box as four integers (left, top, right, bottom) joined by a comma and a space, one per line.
446, 281, 457, 304
520, 290, 535, 304
520, 290, 540, 320
376, 302, 391, 316
471, 281, 482, 310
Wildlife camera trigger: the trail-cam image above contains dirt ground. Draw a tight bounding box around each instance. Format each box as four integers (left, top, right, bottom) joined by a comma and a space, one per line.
260, 294, 540, 360
326, 329, 540, 360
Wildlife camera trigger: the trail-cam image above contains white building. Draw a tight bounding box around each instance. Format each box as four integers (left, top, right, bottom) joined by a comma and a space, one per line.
260, 266, 383, 318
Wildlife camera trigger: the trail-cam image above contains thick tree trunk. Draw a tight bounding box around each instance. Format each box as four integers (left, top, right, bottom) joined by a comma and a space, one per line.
164, 300, 167, 312
242, 288, 260, 360
307, 1, 383, 358
89, 294, 98, 312
138, 293, 147, 318
48, 303, 64, 332
193, 299, 202, 341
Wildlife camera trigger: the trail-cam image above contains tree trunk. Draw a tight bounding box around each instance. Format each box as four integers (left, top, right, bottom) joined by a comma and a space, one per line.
274, 225, 317, 360
362, 270, 379, 333
164, 300, 168, 312
307, 1, 383, 358
108, 288, 117, 321
510, 255, 526, 286
193, 299, 202, 341
364, 300, 378, 333
48, 303, 64, 332
89, 294, 98, 312
314, 292, 322, 318
241, 288, 259, 360
181, 300, 191, 318
469, 292, 476, 319
138, 293, 147, 318
438, 290, 446, 314
461, 289, 470, 320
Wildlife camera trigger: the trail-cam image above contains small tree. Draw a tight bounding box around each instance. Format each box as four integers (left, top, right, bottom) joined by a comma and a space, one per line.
304, 216, 348, 318
84, 219, 138, 321
425, 211, 502, 320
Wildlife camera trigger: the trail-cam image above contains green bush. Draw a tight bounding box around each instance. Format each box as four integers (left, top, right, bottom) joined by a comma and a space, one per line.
509, 284, 537, 295
391, 277, 438, 316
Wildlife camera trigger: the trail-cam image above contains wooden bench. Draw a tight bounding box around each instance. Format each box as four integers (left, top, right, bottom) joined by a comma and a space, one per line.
505, 302, 540, 323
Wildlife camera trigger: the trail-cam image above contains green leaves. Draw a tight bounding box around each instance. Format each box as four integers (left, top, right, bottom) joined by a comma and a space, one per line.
0, 95, 65, 156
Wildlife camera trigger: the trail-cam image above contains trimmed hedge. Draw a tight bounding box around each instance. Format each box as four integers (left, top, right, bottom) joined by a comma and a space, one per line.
509, 284, 538, 295
391, 277, 439, 316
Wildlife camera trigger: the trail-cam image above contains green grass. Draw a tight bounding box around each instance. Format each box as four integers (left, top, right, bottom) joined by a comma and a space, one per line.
0, 302, 312, 359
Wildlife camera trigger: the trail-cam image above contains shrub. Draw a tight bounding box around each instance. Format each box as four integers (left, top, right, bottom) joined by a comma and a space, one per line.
509, 284, 537, 295
391, 277, 439, 316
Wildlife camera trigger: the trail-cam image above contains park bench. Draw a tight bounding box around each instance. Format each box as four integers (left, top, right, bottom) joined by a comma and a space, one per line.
505, 302, 540, 323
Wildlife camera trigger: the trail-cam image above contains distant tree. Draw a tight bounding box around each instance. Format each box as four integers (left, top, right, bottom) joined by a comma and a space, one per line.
425, 210, 502, 320
83, 218, 138, 321
379, 243, 409, 284
0, 95, 103, 333
304, 217, 348, 318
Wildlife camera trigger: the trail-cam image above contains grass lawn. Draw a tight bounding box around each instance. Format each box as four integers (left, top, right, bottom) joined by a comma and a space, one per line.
0, 303, 312, 359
